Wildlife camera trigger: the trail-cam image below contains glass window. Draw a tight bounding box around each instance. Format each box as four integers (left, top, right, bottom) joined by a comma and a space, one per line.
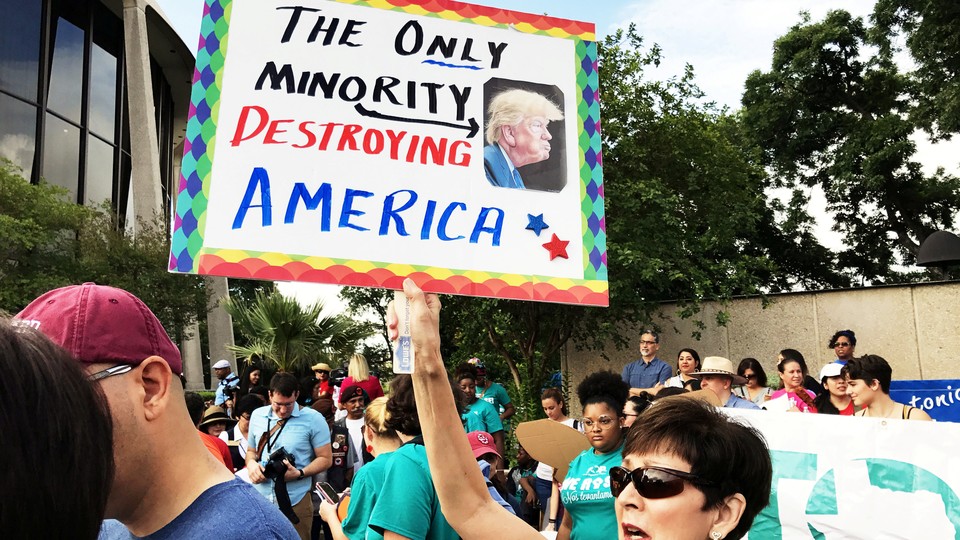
47, 11, 86, 123
89, 3, 121, 141
0, 0, 42, 100
41, 112, 80, 202
85, 135, 115, 206
88, 45, 117, 141
0, 93, 38, 179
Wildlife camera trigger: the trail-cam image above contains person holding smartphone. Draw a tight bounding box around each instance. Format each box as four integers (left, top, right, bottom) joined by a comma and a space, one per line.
319, 397, 401, 539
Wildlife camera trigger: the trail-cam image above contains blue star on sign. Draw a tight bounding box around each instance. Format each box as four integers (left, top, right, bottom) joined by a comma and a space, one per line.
526, 213, 549, 236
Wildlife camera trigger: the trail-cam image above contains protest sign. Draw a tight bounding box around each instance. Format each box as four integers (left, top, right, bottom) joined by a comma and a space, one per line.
727, 410, 960, 539
169, 0, 606, 306
891, 379, 960, 423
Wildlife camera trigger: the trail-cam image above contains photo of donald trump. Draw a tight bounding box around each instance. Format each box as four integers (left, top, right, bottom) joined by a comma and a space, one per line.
483, 88, 564, 190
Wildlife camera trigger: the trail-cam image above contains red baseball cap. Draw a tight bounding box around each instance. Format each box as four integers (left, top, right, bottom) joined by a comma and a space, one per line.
15, 283, 182, 374
466, 431, 500, 460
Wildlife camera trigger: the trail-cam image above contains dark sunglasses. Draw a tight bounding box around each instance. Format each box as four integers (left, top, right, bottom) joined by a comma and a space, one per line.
834, 342, 852, 347
609, 465, 717, 498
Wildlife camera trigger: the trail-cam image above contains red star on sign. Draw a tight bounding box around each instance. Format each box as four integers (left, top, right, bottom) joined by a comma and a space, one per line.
542, 233, 569, 260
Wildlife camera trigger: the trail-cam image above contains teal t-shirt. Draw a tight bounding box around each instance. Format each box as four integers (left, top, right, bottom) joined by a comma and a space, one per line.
559, 444, 623, 540
477, 382, 511, 413
368, 443, 458, 540
461, 398, 504, 434
341, 451, 393, 540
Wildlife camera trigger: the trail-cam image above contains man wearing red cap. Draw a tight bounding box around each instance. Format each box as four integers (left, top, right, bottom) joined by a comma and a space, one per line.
16, 283, 297, 539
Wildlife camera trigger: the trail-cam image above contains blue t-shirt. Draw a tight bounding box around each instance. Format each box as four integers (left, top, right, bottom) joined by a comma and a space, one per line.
98, 478, 297, 539
247, 404, 331, 506
368, 443, 458, 540
622, 358, 672, 389
462, 398, 504, 434
340, 452, 393, 540
559, 444, 623, 540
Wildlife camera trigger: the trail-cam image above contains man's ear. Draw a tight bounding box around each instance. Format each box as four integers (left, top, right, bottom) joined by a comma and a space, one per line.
499, 124, 516, 147
138, 356, 173, 422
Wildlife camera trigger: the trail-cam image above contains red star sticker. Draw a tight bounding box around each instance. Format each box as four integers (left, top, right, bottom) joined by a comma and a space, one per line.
542, 233, 570, 260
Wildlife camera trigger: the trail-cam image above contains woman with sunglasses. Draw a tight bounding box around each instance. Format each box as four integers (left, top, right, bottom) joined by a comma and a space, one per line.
732, 358, 773, 406
555, 370, 629, 540
612, 397, 772, 539
828, 330, 857, 364
385, 279, 769, 540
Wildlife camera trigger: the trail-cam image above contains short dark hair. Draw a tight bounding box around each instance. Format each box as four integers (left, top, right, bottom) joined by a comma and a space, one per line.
778, 349, 809, 376
184, 391, 205, 426
737, 358, 768, 387
385, 374, 465, 436
455, 363, 478, 383
269, 372, 299, 396
577, 370, 629, 416
624, 399, 772, 540
236, 393, 265, 417
828, 329, 857, 349
639, 329, 660, 343
0, 320, 114, 540
842, 354, 892, 393
541, 387, 568, 415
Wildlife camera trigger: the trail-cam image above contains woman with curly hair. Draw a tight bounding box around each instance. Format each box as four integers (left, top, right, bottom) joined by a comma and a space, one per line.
557, 371, 630, 539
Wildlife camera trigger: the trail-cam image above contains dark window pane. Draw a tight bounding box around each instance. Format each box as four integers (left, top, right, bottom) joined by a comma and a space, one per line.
47, 15, 85, 123
90, 3, 121, 141
41, 112, 80, 202
0, 93, 38, 179
85, 136, 115, 206
0, 0, 42, 100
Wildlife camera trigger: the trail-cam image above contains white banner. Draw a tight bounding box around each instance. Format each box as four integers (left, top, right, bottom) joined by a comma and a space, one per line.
726, 410, 960, 539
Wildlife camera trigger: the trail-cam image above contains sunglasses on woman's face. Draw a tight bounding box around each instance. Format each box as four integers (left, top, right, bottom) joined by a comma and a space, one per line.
609, 465, 716, 498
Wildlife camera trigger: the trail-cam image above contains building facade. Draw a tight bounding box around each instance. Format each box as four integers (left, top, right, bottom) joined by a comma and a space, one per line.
1, 0, 233, 387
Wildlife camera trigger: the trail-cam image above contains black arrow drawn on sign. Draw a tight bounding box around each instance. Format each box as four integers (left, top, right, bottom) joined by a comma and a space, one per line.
354, 103, 480, 139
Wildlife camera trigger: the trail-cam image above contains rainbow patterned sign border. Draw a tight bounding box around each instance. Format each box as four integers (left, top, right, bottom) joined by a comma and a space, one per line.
169, 0, 607, 306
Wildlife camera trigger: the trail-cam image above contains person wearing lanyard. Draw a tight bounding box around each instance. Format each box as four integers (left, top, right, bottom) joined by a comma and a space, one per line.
247, 373, 333, 540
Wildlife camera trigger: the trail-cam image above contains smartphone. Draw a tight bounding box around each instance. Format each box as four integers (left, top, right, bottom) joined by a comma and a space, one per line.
315, 481, 340, 505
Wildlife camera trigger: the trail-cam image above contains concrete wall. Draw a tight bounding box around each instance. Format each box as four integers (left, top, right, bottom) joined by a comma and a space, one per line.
564, 282, 960, 413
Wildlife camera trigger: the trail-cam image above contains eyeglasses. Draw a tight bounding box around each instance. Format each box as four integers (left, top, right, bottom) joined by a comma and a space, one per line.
582, 416, 618, 430
744, 373, 757, 380
834, 342, 852, 347
640, 340, 658, 346
88, 364, 133, 382
609, 465, 717, 498
239, 414, 252, 421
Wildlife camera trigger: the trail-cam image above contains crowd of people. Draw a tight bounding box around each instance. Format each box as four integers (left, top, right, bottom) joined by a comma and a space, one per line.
621, 329, 932, 421
2, 281, 934, 539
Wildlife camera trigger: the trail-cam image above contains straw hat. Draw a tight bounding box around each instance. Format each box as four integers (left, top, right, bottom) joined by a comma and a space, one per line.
689, 356, 748, 386
198, 405, 236, 429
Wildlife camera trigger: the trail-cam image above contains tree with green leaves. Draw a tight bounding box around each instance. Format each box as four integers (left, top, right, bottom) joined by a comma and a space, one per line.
0, 159, 89, 311
873, 0, 960, 139
0, 159, 208, 337
741, 9, 960, 281
224, 290, 372, 373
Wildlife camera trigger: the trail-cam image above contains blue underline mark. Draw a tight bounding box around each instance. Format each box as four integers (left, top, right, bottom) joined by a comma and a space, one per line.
421, 59, 482, 70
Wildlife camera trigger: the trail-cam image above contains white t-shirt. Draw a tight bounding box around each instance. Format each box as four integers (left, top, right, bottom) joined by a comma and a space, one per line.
345, 416, 365, 474
535, 417, 582, 481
